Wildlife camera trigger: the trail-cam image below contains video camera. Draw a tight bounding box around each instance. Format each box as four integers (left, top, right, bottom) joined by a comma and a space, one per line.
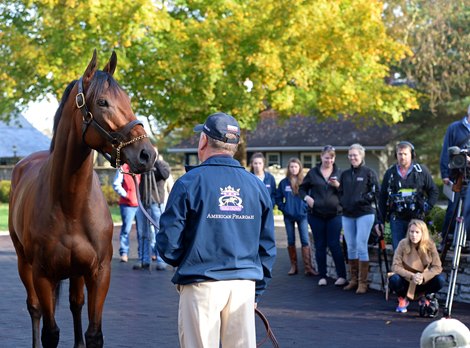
389, 192, 418, 214
448, 146, 469, 169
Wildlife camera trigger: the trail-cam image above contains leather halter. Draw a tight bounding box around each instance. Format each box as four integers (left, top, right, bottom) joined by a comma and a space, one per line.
75, 77, 148, 168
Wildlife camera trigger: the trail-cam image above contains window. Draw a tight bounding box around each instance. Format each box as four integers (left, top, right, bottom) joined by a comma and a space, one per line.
266, 152, 280, 167
301, 153, 316, 169
187, 154, 199, 166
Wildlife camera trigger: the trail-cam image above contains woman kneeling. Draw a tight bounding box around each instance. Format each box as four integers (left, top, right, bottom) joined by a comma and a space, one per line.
390, 219, 445, 316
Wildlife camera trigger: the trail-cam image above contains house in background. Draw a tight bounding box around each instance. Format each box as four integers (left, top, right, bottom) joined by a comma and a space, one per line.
0, 114, 51, 165
168, 112, 398, 177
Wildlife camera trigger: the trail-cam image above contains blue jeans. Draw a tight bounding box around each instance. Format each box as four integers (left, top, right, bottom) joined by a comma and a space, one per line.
390, 216, 410, 250
146, 203, 165, 260
308, 215, 346, 278
119, 204, 144, 257
284, 217, 309, 247
342, 214, 375, 261
389, 273, 445, 298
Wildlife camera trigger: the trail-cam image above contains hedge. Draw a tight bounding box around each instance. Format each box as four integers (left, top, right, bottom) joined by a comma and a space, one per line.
0, 180, 119, 206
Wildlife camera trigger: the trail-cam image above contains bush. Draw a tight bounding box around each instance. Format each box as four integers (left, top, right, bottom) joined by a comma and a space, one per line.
425, 205, 446, 243
102, 184, 119, 206
0, 180, 11, 203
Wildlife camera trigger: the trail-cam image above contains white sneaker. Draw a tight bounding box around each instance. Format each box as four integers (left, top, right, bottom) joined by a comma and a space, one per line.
318, 278, 327, 286
334, 277, 347, 286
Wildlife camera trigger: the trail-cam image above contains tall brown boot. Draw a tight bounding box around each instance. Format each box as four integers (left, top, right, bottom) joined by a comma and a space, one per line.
287, 246, 298, 275
301, 246, 319, 276
356, 261, 369, 294
343, 259, 359, 291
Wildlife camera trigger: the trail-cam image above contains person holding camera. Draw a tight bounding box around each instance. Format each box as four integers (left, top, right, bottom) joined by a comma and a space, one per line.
440, 105, 470, 248
299, 145, 346, 286
389, 219, 444, 315
339, 144, 380, 294
375, 141, 438, 251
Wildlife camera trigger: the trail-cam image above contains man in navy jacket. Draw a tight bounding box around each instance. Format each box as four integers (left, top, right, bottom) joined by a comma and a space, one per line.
157, 112, 276, 348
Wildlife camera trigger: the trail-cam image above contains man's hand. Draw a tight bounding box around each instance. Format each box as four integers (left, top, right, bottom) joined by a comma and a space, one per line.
374, 224, 384, 237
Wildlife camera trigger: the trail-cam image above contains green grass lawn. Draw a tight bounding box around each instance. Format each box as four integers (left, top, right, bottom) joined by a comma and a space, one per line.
0, 203, 8, 231
0, 203, 122, 231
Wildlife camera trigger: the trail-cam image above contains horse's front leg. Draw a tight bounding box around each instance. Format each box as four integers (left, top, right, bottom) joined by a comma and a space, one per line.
16, 254, 42, 348
84, 264, 111, 348
33, 274, 60, 348
70, 276, 86, 348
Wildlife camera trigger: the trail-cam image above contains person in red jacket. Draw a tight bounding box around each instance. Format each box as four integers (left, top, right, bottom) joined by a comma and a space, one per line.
112, 163, 144, 265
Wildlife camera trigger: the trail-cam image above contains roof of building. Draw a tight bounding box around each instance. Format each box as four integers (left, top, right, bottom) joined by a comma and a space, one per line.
169, 113, 397, 153
0, 114, 51, 158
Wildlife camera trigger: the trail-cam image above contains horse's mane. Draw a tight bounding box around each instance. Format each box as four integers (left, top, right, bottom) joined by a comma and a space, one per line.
49, 80, 77, 152
49, 71, 122, 152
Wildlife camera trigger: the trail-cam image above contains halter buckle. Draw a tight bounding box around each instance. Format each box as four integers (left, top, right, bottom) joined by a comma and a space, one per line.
76, 93, 86, 109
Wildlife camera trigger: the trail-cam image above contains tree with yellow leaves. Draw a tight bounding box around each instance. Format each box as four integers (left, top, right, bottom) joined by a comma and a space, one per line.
1, 0, 417, 140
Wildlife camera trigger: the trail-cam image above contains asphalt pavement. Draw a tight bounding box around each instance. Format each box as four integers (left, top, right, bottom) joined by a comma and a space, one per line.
1, 222, 469, 348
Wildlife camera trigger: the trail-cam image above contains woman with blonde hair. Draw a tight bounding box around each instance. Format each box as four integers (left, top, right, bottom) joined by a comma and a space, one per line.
276, 158, 318, 276
339, 143, 380, 294
390, 219, 445, 315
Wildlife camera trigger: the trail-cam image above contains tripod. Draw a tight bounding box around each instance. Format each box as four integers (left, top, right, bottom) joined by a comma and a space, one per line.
443, 196, 467, 317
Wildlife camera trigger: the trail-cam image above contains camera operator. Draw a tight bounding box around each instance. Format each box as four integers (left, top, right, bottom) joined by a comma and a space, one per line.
375, 141, 438, 251
440, 105, 470, 247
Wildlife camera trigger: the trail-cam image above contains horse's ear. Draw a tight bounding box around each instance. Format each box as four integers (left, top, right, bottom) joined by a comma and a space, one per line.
83, 49, 98, 83
103, 51, 117, 76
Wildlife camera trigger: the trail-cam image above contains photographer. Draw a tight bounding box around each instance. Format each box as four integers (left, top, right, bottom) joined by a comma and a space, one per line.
440, 105, 470, 247
375, 141, 438, 251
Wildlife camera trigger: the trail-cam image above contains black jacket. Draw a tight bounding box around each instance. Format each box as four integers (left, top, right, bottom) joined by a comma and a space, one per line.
377, 163, 438, 222
339, 164, 379, 218
299, 164, 342, 219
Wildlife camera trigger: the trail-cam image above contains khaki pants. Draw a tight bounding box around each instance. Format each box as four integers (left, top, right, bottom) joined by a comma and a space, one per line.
177, 280, 256, 348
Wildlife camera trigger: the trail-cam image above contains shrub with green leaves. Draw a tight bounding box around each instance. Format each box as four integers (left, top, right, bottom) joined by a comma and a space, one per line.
101, 184, 119, 206
0, 180, 11, 203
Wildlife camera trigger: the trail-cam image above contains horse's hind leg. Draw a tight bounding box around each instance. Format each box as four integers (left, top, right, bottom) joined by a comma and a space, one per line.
69, 276, 85, 348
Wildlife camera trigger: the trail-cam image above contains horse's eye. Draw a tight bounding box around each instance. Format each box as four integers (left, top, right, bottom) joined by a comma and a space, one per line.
97, 99, 108, 107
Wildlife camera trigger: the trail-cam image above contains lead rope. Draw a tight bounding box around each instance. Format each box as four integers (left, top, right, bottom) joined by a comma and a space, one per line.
130, 174, 160, 228
255, 308, 280, 348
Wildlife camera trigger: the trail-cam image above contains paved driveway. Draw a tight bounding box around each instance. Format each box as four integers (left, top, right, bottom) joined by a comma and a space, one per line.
1, 224, 469, 347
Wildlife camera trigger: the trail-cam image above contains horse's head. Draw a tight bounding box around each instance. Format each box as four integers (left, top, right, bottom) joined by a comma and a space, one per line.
76, 50, 156, 173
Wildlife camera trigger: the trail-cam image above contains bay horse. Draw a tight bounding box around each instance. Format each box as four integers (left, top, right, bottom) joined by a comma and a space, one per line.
8, 50, 156, 348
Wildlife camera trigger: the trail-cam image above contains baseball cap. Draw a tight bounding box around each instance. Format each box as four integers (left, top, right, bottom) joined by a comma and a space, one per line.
420, 318, 470, 348
193, 112, 240, 144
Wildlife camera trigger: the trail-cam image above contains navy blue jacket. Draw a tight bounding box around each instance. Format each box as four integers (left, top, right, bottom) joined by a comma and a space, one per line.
262, 171, 277, 207
275, 177, 308, 221
440, 117, 470, 180
157, 155, 276, 300
299, 164, 343, 219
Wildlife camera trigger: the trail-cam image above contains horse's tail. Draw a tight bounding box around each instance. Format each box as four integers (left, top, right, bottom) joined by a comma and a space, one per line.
54, 280, 62, 309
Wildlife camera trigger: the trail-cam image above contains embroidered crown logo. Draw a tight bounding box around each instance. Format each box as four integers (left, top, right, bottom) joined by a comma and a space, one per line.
219, 186, 243, 212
